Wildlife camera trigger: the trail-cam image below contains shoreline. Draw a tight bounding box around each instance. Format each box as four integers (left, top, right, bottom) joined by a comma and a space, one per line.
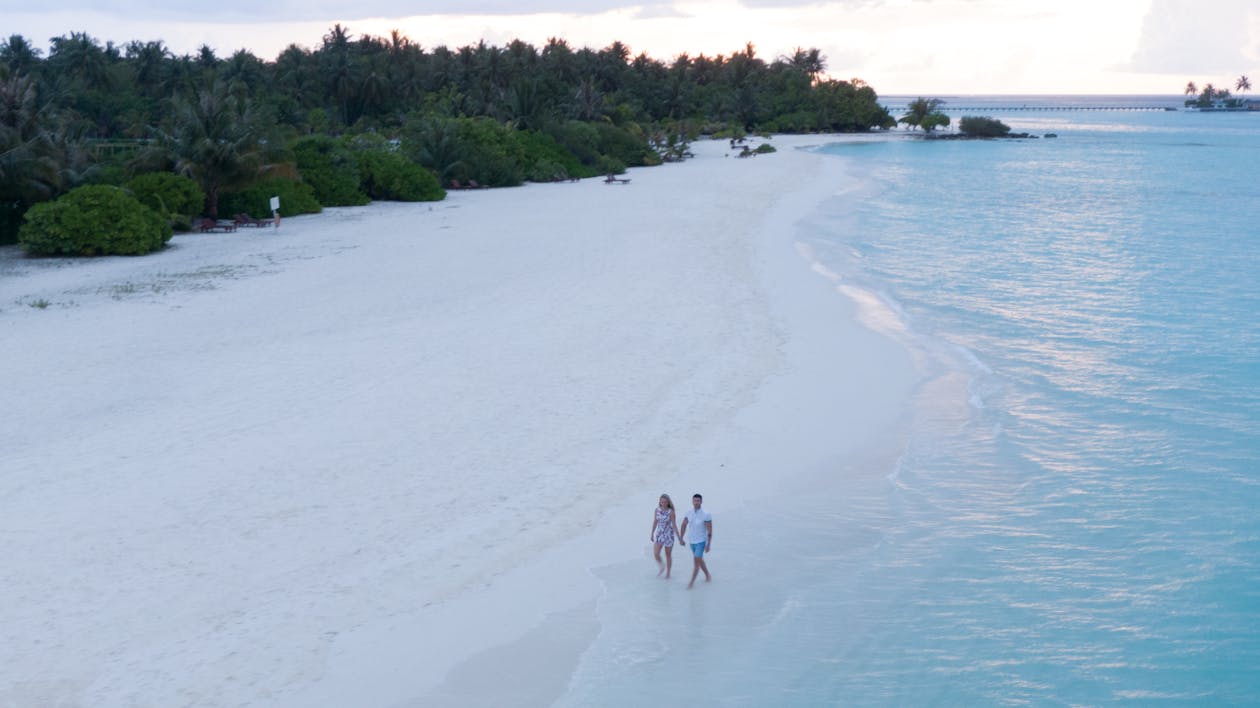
405, 134, 919, 706
0, 134, 917, 707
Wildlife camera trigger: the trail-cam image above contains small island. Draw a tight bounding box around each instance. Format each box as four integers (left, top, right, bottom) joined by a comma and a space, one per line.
1183, 75, 1257, 111
898, 98, 1042, 139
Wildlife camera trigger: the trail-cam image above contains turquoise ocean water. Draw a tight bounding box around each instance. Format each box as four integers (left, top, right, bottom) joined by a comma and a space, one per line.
556, 97, 1260, 706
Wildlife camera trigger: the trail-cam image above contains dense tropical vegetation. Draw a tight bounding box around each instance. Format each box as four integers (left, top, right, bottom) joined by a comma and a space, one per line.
1, 28, 897, 253
898, 97, 950, 133
958, 116, 1010, 137
1182, 75, 1252, 108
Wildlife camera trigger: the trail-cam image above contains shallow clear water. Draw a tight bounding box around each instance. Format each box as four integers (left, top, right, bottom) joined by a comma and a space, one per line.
558, 100, 1260, 706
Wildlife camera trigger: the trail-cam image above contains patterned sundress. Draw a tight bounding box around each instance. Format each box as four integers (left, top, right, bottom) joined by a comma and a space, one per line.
652, 506, 675, 545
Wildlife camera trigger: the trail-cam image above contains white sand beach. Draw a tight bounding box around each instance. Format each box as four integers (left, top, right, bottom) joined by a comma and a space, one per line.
0, 135, 915, 707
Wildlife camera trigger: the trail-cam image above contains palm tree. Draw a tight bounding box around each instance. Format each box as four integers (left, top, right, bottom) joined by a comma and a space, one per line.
406, 116, 464, 181
387, 29, 410, 57
899, 97, 949, 133
323, 49, 358, 125
1, 35, 42, 76
727, 42, 762, 86
1236, 75, 1251, 95
571, 76, 603, 120
0, 72, 86, 242
151, 82, 290, 217
195, 44, 220, 71
786, 47, 825, 84
473, 41, 508, 107
322, 24, 351, 54
542, 37, 575, 85
274, 44, 315, 105
47, 32, 111, 89
221, 49, 266, 100
504, 39, 538, 76
1, 73, 60, 201
690, 53, 718, 85
506, 78, 551, 130
358, 57, 390, 119
381, 31, 423, 105
663, 54, 694, 118
126, 41, 169, 85
1184, 81, 1197, 96
596, 41, 631, 92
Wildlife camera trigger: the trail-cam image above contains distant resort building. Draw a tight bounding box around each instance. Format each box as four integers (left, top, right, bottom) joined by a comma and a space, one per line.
1186, 98, 1260, 111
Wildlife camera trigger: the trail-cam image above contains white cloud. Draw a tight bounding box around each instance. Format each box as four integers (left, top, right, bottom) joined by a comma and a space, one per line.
633, 5, 694, 19
1127, 0, 1257, 75
0, 0, 654, 23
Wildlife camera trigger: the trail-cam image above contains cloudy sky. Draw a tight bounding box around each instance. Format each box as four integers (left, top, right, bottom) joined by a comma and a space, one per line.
4, 0, 1258, 94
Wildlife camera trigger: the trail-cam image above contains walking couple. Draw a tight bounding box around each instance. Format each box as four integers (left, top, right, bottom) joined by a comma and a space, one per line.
650, 493, 712, 589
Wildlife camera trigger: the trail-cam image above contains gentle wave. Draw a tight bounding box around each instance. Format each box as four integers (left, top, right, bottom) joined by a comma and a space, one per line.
561, 104, 1260, 705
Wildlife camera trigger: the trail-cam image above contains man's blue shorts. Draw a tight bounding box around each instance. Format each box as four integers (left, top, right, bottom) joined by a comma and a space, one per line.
690, 541, 706, 558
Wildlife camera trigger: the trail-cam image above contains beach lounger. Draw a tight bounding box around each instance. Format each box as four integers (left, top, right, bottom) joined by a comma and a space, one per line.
604, 174, 631, 184
193, 217, 238, 232
234, 213, 268, 228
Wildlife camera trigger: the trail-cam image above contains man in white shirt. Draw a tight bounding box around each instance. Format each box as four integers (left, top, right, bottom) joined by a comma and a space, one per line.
678, 493, 713, 589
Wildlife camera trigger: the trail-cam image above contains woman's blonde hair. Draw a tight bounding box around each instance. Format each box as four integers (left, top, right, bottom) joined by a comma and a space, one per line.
659, 493, 674, 510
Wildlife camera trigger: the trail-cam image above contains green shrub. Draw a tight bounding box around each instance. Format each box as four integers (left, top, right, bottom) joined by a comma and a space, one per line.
83, 162, 129, 187
512, 130, 592, 180
453, 118, 526, 187
712, 124, 747, 140
404, 116, 605, 186
958, 116, 1012, 137
547, 121, 601, 166
125, 172, 206, 220
19, 185, 172, 256
762, 111, 818, 133
292, 135, 369, 206
592, 122, 655, 167
595, 155, 627, 175
545, 120, 653, 171
526, 159, 568, 182
357, 150, 445, 201
219, 178, 321, 219
401, 115, 466, 181
753, 143, 777, 154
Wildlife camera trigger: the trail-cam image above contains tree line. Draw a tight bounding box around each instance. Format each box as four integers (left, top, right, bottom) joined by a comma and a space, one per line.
1183, 75, 1252, 108
1, 27, 896, 251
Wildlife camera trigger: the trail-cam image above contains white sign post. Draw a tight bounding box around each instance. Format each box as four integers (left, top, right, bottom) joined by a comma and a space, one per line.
270, 196, 281, 228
